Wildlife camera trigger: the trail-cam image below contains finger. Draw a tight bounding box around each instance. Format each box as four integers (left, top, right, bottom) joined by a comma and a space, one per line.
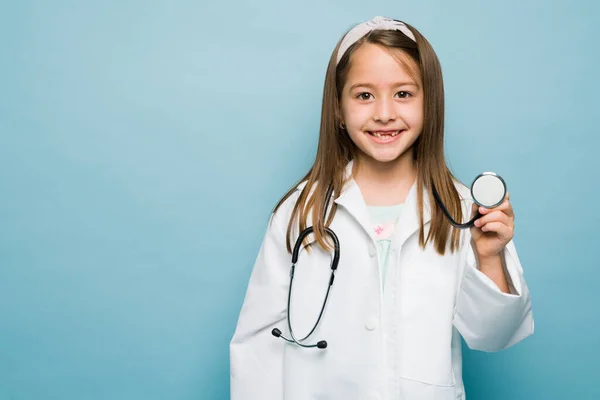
481, 210, 513, 227
475, 210, 513, 229
470, 202, 479, 218
479, 199, 514, 219
480, 221, 514, 241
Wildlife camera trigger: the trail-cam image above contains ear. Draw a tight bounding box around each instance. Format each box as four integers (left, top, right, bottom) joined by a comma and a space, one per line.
336, 90, 346, 127
336, 106, 344, 126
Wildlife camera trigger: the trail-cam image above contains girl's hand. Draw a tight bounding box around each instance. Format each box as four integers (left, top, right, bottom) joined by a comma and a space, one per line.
470, 193, 515, 259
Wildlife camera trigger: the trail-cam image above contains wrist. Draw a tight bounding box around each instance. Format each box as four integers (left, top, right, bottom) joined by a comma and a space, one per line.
473, 247, 503, 271
475, 252, 510, 293
478, 253, 502, 264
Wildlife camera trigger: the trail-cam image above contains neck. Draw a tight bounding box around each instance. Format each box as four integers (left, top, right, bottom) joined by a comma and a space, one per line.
353, 151, 417, 206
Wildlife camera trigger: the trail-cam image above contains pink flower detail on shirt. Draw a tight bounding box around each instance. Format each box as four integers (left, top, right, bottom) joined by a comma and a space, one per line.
373, 221, 396, 239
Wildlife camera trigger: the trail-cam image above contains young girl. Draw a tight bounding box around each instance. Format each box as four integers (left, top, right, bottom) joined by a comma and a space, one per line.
230, 16, 533, 400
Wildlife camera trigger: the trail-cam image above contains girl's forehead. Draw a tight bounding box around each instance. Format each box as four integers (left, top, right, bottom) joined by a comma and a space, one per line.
346, 43, 420, 85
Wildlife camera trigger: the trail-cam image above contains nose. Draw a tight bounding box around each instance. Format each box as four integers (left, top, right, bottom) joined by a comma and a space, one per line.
373, 97, 396, 124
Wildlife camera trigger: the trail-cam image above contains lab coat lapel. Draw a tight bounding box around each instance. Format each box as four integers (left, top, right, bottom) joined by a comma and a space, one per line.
395, 179, 432, 248
334, 179, 376, 241
333, 161, 376, 241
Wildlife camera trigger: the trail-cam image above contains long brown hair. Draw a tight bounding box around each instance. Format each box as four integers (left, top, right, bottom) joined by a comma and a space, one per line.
273, 21, 464, 256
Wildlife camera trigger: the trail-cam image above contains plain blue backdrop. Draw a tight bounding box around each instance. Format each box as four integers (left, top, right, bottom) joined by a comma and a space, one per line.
1, 0, 599, 399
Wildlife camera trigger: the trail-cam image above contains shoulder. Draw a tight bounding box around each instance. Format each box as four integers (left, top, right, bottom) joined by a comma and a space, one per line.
452, 179, 472, 202
451, 179, 476, 216
269, 182, 305, 234
295, 180, 309, 192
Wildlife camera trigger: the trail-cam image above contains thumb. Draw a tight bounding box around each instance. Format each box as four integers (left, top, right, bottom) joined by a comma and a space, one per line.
470, 202, 479, 219
470, 202, 482, 238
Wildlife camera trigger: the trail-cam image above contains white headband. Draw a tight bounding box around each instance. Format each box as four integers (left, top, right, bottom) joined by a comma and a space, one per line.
336, 16, 416, 65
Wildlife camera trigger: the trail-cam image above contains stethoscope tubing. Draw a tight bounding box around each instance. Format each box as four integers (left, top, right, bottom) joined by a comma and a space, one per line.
273, 173, 506, 349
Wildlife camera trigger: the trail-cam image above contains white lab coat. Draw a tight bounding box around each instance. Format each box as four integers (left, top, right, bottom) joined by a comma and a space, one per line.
230, 161, 534, 400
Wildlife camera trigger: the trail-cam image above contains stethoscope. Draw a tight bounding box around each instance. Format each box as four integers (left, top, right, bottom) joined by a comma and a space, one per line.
271, 172, 507, 349
432, 172, 508, 228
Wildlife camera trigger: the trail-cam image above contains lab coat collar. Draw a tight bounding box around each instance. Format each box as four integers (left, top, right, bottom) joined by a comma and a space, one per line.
293, 161, 460, 246
333, 160, 432, 246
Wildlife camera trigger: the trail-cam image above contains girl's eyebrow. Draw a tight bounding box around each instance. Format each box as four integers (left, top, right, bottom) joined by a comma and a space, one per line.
350, 82, 418, 91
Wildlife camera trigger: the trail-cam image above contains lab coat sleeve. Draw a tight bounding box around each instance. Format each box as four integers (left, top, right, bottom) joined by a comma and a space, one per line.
229, 200, 296, 400
453, 223, 534, 352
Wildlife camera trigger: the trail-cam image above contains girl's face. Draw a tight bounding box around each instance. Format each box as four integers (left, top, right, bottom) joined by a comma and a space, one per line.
339, 43, 424, 166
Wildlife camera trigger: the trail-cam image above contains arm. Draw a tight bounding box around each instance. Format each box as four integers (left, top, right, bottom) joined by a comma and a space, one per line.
477, 251, 510, 293
229, 210, 292, 400
452, 200, 534, 352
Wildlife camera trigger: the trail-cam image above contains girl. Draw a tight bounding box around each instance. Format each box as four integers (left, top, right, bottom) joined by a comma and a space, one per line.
230, 16, 533, 400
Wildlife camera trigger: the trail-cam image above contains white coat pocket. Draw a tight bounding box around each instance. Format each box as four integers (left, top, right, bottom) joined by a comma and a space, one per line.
395, 240, 459, 387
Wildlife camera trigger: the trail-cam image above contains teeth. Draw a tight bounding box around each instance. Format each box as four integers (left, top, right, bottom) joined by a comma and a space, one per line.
371, 131, 400, 138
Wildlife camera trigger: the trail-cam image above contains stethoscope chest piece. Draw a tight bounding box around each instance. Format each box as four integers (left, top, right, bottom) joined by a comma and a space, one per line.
471, 172, 507, 209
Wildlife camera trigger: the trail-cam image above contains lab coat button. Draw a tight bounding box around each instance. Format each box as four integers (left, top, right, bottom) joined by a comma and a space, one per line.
365, 316, 378, 331
368, 243, 376, 257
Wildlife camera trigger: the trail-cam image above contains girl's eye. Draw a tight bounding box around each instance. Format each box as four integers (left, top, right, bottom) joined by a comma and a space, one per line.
356, 91, 411, 100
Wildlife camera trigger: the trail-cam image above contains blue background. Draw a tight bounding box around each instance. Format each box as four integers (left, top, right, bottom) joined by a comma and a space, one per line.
1, 1, 598, 399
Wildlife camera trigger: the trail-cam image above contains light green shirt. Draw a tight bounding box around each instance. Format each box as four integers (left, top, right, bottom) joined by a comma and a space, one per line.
366, 204, 405, 291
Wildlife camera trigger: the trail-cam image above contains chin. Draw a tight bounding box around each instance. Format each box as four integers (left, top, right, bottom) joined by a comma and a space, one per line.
365, 153, 403, 164
361, 144, 416, 164
375, 147, 408, 160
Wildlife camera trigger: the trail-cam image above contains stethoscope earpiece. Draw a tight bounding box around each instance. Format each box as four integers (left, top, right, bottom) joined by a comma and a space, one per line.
273, 184, 339, 350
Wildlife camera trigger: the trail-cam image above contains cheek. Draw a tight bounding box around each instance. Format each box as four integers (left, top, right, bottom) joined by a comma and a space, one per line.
341, 98, 370, 123
347, 129, 365, 145
406, 103, 424, 131
343, 104, 367, 125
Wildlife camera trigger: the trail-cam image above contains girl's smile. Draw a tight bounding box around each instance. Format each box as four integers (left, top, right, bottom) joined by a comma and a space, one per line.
366, 129, 404, 144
